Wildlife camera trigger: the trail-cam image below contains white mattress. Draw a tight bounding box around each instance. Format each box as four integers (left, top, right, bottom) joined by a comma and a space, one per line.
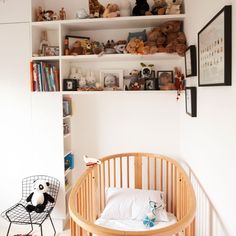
95, 212, 177, 232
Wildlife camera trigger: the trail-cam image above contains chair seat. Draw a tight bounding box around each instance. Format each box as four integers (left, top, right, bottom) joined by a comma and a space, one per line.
1, 200, 54, 225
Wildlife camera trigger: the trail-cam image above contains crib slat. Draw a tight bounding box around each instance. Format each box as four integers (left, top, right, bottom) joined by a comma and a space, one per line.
160, 159, 163, 191
108, 159, 111, 187
127, 156, 130, 188
154, 158, 157, 190
171, 163, 174, 213
103, 163, 106, 209
99, 164, 102, 213
166, 160, 169, 211
114, 158, 116, 187
70, 218, 76, 236
148, 157, 150, 190
120, 157, 123, 187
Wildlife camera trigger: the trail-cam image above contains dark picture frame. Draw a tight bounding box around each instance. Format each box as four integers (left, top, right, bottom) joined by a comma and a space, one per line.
65, 35, 90, 53
43, 46, 59, 56
185, 45, 197, 77
198, 5, 232, 86
63, 79, 77, 91
157, 70, 175, 90
185, 87, 197, 117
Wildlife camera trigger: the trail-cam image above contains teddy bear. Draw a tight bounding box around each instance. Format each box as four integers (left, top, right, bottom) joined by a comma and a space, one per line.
103, 3, 120, 18
132, 0, 150, 16
69, 40, 84, 55
126, 38, 145, 54
89, 0, 105, 18
165, 0, 183, 15
151, 0, 167, 15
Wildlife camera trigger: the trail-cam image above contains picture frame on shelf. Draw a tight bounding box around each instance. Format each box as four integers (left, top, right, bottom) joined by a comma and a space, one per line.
157, 71, 175, 90
185, 87, 197, 117
198, 5, 232, 86
145, 78, 157, 90
42, 46, 59, 56
63, 79, 77, 91
100, 69, 123, 91
65, 35, 90, 55
185, 45, 197, 77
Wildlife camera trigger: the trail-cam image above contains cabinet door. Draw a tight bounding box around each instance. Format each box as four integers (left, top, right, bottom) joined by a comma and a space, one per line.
0, 0, 30, 23
0, 23, 31, 207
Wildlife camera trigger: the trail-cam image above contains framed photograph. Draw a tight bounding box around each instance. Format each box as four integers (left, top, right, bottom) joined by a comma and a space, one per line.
65, 35, 90, 53
43, 46, 59, 56
100, 70, 123, 90
185, 87, 197, 117
63, 79, 77, 91
185, 45, 197, 77
198, 5, 232, 86
145, 78, 157, 90
157, 71, 175, 90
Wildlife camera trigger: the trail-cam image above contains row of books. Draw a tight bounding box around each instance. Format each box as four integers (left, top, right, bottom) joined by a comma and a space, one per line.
30, 62, 60, 91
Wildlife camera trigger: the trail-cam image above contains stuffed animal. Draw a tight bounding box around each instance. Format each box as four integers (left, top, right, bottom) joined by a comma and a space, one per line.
69, 41, 84, 55
89, 0, 105, 18
143, 200, 166, 228
151, 0, 167, 15
103, 4, 120, 18
83, 155, 101, 167
140, 62, 154, 79
166, 0, 183, 14
126, 38, 145, 54
132, 0, 150, 16
26, 180, 54, 213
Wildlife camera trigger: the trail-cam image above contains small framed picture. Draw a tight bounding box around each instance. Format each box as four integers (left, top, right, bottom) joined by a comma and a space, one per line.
185, 87, 197, 117
145, 78, 157, 90
185, 45, 197, 77
100, 69, 123, 90
63, 79, 77, 91
65, 35, 90, 53
43, 46, 59, 56
157, 71, 175, 90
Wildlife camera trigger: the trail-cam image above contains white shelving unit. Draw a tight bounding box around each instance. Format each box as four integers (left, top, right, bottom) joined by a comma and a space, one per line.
30, 0, 186, 228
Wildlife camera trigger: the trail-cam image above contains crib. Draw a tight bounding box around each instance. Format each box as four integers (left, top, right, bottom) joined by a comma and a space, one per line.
69, 153, 196, 236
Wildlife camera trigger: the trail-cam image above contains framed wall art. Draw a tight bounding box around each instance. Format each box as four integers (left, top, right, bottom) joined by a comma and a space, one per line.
198, 5, 232, 86
185, 45, 197, 77
185, 87, 197, 117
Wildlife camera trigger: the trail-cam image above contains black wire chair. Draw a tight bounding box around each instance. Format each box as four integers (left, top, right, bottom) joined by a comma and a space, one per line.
1, 175, 60, 236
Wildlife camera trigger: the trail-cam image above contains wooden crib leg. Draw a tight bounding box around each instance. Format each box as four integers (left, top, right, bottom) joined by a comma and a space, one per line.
70, 218, 76, 236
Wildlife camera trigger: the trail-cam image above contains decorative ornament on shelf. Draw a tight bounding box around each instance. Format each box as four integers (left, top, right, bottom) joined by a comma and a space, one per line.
174, 67, 185, 100
132, 0, 150, 16
76, 9, 89, 19
59, 7, 66, 20
103, 3, 120, 18
83, 155, 101, 167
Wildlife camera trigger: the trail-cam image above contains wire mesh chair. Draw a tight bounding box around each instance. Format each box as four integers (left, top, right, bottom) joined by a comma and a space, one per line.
1, 175, 60, 236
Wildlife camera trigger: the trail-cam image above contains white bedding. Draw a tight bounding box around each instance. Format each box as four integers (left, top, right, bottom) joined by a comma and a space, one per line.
95, 212, 177, 231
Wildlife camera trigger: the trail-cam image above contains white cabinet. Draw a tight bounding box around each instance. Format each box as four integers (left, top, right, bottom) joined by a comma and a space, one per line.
0, 23, 31, 214
0, 0, 31, 23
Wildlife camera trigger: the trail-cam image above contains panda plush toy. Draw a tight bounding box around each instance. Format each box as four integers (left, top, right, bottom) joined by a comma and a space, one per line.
26, 180, 55, 213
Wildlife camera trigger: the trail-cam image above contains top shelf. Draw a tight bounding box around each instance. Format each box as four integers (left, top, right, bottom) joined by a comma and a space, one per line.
31, 14, 186, 31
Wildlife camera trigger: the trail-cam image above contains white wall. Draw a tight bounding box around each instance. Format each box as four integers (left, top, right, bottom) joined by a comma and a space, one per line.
180, 0, 235, 235
71, 92, 181, 178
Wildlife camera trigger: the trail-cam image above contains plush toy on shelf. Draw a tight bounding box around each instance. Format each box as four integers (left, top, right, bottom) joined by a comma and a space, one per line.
174, 67, 185, 100
151, 0, 167, 15
166, 0, 183, 14
69, 41, 84, 55
26, 180, 54, 213
132, 0, 150, 16
83, 155, 101, 167
103, 3, 120, 18
126, 38, 145, 54
89, 0, 105, 18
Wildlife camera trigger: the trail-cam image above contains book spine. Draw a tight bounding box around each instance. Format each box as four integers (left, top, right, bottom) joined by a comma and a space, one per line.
37, 63, 43, 91
45, 66, 52, 91
50, 66, 56, 91
53, 66, 60, 91
30, 62, 34, 92
32, 62, 38, 91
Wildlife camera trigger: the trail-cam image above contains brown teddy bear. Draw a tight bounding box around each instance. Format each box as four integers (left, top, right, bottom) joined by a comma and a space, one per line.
151, 0, 167, 15
103, 4, 120, 18
69, 41, 84, 55
89, 0, 105, 18
126, 38, 145, 54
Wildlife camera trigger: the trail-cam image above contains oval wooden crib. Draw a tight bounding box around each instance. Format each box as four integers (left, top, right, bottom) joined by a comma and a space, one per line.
69, 153, 196, 236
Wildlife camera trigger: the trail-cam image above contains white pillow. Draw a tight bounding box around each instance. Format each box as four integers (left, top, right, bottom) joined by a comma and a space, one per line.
100, 187, 169, 222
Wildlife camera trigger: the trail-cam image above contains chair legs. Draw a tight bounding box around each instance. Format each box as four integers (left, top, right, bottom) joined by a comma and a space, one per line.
40, 225, 43, 236
49, 214, 56, 235
6, 222, 11, 236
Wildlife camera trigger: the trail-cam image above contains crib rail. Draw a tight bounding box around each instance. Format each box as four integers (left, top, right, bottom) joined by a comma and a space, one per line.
69, 153, 196, 236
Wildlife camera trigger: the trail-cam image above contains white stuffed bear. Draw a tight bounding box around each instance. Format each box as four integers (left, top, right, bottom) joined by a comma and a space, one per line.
26, 180, 54, 213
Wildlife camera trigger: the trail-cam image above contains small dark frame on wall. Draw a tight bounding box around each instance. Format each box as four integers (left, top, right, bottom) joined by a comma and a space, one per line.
198, 5, 232, 86
185, 87, 197, 117
185, 45, 197, 77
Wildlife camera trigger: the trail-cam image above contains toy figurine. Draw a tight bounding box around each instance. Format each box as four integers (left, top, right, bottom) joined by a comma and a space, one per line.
76, 9, 89, 19
39, 31, 50, 56
36, 6, 44, 21
59, 7, 66, 20
83, 155, 101, 167
132, 0, 150, 16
